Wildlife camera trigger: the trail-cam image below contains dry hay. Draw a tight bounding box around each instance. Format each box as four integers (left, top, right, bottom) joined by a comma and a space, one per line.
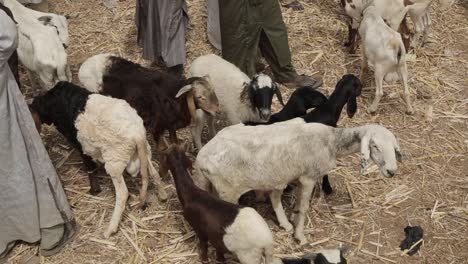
6, 0, 468, 263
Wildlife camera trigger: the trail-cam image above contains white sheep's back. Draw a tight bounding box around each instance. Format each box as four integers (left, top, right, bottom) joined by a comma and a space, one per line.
190, 54, 253, 124
196, 119, 337, 192
78, 54, 115, 93
223, 207, 273, 251
75, 94, 146, 164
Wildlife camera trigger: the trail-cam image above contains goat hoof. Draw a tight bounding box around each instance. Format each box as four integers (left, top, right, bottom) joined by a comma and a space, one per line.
294, 233, 307, 245
89, 186, 102, 196
103, 229, 113, 239
158, 188, 169, 202
281, 222, 294, 232
138, 201, 148, 211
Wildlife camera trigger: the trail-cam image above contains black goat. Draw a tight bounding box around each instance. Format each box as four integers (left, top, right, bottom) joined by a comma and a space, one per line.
244, 86, 327, 126
300, 74, 362, 194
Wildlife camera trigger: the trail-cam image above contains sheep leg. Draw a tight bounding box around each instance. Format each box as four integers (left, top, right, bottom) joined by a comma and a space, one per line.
81, 153, 101, 195
359, 45, 369, 81
294, 177, 315, 245
290, 183, 303, 223
421, 12, 433, 44
269, 190, 293, 232
149, 159, 168, 201
369, 67, 384, 114
399, 62, 414, 115
190, 109, 207, 150
199, 238, 209, 264
103, 163, 129, 239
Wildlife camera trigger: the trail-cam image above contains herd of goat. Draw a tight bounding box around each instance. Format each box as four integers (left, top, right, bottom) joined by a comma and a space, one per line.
2, 0, 437, 263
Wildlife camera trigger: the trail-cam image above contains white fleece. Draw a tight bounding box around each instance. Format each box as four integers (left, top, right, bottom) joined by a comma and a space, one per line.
223, 207, 275, 264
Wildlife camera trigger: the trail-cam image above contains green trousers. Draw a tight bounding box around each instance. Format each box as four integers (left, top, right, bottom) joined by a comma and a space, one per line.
219, 0, 297, 81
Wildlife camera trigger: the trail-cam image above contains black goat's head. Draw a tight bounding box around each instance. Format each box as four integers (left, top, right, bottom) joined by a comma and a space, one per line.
337, 74, 362, 118
245, 73, 284, 121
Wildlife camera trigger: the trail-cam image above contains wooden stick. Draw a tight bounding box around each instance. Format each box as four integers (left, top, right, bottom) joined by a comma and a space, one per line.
360, 249, 397, 263
400, 239, 423, 256
346, 182, 357, 208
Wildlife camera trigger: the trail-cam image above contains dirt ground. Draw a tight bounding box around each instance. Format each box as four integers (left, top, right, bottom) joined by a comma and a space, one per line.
6, 0, 468, 263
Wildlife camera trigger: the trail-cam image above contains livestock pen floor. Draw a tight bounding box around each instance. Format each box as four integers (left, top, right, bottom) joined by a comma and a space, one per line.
7, 0, 468, 263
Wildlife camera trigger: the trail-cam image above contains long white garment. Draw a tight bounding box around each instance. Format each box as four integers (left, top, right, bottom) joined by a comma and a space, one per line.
0, 9, 75, 258
207, 0, 221, 50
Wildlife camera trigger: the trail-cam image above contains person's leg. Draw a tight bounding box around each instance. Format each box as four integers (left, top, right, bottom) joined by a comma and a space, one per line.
219, 0, 260, 78
258, 0, 321, 89
158, 0, 188, 69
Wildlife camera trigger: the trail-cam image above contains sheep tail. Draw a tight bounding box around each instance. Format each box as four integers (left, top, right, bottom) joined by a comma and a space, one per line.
388, 38, 403, 64
135, 137, 149, 207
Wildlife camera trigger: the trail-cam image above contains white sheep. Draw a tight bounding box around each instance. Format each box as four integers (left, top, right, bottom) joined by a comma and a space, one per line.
4, 0, 71, 94
194, 120, 402, 245
30, 82, 168, 238
359, 5, 414, 114
189, 54, 284, 149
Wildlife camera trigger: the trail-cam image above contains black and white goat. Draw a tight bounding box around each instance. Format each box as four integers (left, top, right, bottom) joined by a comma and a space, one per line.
159, 143, 279, 264
30, 81, 167, 238
189, 54, 284, 149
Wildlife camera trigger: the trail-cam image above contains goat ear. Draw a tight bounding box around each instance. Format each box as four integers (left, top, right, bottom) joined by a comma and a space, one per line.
202, 74, 211, 83
346, 96, 358, 118
38, 16, 52, 25
360, 134, 371, 175
275, 84, 285, 106
175, 85, 192, 98
395, 146, 403, 163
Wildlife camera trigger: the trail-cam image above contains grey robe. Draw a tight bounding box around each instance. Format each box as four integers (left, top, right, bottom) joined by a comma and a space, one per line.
135, 0, 188, 67
0, 9, 75, 259
207, 0, 221, 50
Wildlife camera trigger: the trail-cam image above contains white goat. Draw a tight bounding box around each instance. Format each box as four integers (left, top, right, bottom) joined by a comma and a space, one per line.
194, 120, 402, 245
189, 54, 284, 150
4, 0, 71, 94
359, 5, 414, 114
342, 0, 433, 50
405, 0, 434, 47
4, 0, 69, 47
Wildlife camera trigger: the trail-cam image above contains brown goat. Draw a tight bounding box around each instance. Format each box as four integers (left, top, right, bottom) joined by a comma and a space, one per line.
159, 143, 278, 264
